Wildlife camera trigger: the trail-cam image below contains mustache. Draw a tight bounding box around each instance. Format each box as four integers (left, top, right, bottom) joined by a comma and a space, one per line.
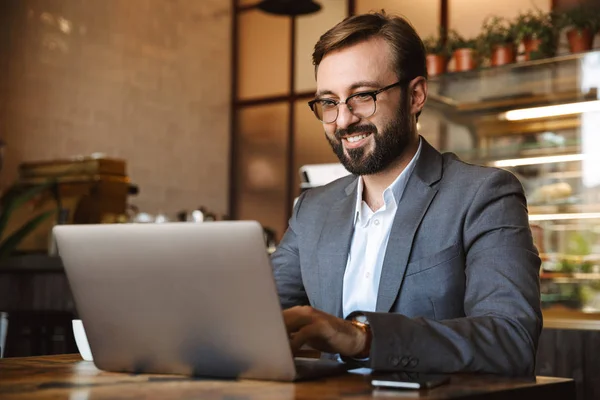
335, 124, 377, 140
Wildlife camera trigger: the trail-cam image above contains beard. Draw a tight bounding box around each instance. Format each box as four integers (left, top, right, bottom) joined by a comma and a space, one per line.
325, 104, 413, 176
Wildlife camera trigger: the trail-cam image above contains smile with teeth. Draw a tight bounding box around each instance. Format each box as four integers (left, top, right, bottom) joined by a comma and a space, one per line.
345, 133, 370, 143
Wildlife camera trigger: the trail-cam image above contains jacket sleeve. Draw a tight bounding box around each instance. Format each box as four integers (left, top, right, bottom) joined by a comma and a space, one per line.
271, 191, 310, 309
362, 169, 543, 376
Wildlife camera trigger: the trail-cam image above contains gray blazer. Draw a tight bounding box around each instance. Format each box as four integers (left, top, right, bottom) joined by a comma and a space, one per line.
271, 138, 542, 376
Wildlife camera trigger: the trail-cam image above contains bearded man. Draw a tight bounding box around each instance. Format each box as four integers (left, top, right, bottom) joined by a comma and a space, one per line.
271, 12, 542, 376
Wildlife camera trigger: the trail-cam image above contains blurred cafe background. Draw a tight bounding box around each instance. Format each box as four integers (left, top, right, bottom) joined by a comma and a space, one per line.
1, 0, 600, 397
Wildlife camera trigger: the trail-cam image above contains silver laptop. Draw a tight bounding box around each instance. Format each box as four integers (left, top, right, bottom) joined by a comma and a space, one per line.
53, 221, 347, 381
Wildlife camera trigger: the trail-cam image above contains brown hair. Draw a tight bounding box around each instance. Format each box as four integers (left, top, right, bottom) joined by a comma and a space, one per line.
312, 11, 427, 82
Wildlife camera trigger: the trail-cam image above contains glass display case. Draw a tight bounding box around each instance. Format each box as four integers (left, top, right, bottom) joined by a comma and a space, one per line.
424, 50, 600, 313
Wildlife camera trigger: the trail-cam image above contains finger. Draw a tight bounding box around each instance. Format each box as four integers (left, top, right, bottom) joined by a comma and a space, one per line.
289, 324, 321, 354
283, 306, 314, 333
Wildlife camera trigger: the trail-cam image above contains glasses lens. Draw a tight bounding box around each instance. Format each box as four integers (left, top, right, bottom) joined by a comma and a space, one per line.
314, 102, 338, 123
311, 103, 323, 121
347, 95, 376, 119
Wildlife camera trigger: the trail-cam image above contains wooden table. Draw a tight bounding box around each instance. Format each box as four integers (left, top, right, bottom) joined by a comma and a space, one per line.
0, 354, 575, 399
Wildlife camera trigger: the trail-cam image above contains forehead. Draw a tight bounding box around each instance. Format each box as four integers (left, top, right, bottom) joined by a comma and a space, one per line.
316, 37, 395, 94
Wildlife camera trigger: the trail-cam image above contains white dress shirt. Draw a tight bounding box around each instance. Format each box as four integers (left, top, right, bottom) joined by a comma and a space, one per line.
342, 139, 422, 318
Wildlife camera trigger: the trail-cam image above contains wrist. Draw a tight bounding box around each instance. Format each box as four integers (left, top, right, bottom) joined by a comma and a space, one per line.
349, 316, 371, 359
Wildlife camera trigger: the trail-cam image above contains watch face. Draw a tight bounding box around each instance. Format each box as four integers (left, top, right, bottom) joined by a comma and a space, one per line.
354, 314, 369, 325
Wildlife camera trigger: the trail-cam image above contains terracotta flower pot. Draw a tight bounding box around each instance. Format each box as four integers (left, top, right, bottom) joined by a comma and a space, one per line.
453, 48, 476, 72
491, 44, 515, 67
426, 54, 447, 77
522, 38, 542, 61
566, 28, 594, 53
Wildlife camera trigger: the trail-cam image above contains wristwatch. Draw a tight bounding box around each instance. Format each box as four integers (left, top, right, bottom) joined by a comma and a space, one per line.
348, 313, 372, 359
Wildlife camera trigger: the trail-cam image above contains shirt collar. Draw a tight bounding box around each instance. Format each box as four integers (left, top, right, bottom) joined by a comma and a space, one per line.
354, 137, 423, 226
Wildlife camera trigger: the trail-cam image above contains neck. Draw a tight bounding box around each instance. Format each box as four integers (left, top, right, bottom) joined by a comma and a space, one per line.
362, 136, 420, 210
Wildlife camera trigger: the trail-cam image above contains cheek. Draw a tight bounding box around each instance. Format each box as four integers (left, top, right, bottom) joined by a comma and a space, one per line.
369, 108, 397, 133
324, 124, 337, 138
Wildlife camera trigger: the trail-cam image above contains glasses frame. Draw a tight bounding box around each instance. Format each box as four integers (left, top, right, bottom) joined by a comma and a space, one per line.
307, 80, 406, 123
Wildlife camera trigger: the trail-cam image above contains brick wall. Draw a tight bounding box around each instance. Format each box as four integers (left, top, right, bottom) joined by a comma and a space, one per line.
0, 0, 231, 217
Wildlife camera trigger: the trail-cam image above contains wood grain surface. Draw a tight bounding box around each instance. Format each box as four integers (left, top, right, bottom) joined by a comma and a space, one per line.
0, 354, 575, 400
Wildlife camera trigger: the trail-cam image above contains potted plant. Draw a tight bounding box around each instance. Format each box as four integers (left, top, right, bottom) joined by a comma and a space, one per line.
559, 3, 599, 53
478, 16, 516, 67
423, 28, 450, 77
513, 10, 558, 61
447, 30, 478, 72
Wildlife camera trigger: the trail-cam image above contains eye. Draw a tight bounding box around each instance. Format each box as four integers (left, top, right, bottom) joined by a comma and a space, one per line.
317, 99, 337, 110
351, 92, 373, 102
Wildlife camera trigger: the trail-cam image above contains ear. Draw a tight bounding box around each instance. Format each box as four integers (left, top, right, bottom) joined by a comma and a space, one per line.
408, 76, 427, 117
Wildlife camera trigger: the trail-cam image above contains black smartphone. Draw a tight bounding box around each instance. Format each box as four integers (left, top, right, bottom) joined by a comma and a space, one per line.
371, 371, 450, 390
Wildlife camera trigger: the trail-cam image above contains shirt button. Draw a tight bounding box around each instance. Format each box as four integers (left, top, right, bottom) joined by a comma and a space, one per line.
373, 219, 380, 226
365, 272, 371, 278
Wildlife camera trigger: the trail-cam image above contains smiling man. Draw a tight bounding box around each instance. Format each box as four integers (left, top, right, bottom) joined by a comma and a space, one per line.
271, 12, 542, 376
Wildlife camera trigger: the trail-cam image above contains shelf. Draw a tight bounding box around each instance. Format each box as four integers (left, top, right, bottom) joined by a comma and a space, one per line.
490, 153, 585, 168
543, 305, 600, 330
530, 171, 582, 180
529, 212, 600, 222
455, 144, 583, 165
427, 50, 600, 139
431, 49, 600, 274
475, 115, 582, 138
429, 50, 600, 83
541, 272, 600, 281
540, 253, 600, 261
433, 89, 596, 115
529, 204, 600, 215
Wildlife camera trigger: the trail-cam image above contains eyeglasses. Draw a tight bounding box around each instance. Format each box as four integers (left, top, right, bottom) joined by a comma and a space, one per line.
307, 80, 405, 124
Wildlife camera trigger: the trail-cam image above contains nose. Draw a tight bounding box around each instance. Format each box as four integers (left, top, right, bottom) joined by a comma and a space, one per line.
335, 103, 360, 130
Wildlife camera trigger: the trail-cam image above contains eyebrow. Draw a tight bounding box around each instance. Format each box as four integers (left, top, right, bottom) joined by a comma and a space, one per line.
315, 80, 381, 98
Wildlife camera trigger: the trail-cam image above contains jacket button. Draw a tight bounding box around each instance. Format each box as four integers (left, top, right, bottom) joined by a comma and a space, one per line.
409, 358, 419, 368
401, 357, 410, 367
390, 356, 400, 367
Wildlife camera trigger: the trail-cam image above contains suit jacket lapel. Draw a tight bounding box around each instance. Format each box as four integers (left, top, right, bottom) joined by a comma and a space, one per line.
316, 178, 358, 318
376, 138, 443, 312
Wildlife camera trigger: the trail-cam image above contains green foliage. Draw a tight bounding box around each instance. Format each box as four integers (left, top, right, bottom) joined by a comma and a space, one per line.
558, 3, 600, 32
422, 27, 451, 58
513, 10, 558, 59
513, 10, 554, 41
477, 16, 516, 58
0, 180, 58, 260
447, 30, 478, 53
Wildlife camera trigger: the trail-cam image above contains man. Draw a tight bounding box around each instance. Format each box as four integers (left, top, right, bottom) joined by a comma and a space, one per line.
271, 12, 542, 376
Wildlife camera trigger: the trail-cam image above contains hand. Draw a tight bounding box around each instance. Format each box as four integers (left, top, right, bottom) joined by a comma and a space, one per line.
283, 306, 367, 357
